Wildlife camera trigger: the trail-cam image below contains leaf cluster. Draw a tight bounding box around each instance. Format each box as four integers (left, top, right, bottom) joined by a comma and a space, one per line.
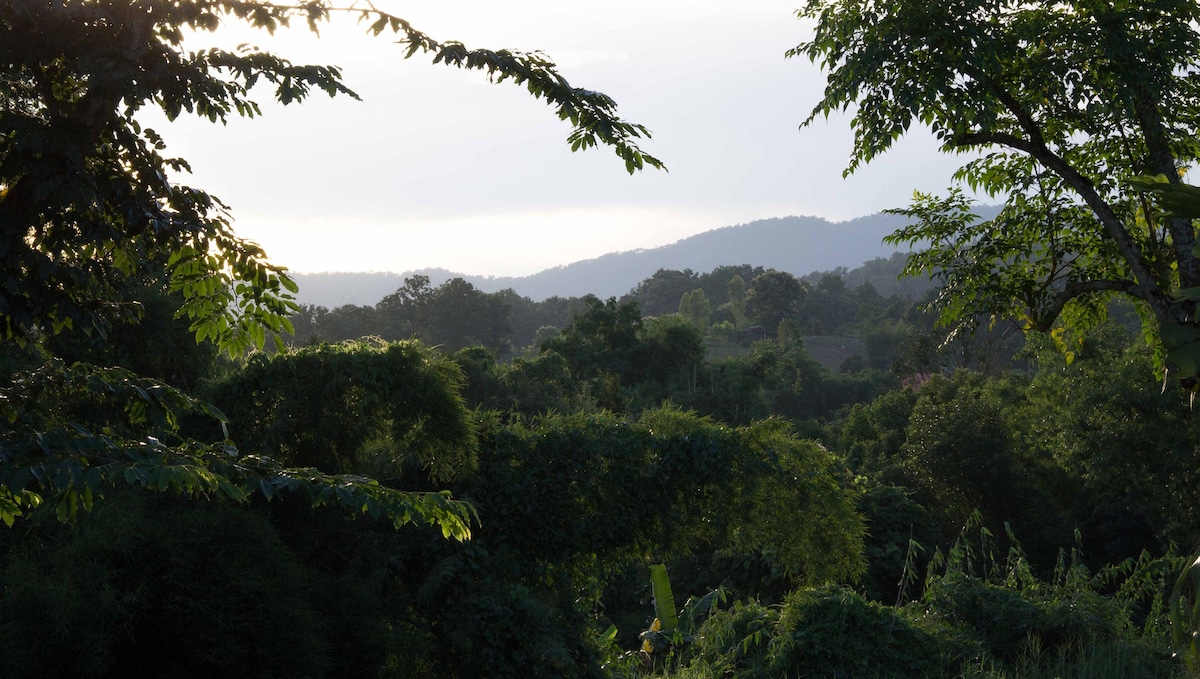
205, 338, 477, 481
0, 354, 474, 539
794, 0, 1200, 375
1, 0, 661, 357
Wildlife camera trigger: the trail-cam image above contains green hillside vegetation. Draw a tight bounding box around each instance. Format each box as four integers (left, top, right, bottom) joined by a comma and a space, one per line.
10, 252, 1194, 676
8, 1, 1200, 678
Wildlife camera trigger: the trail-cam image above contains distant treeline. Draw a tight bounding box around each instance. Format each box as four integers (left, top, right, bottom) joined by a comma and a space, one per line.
286, 252, 937, 356
282, 252, 1024, 429
288, 212, 958, 307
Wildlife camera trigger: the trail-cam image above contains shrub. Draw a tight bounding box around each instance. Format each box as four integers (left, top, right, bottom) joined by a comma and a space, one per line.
675, 587, 952, 678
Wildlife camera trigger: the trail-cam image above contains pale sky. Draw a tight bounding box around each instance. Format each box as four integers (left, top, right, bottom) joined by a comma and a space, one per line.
145, 0, 970, 277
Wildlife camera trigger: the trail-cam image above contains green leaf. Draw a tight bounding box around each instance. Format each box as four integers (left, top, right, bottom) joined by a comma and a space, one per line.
1131, 175, 1200, 219
649, 564, 679, 634
1160, 322, 1200, 377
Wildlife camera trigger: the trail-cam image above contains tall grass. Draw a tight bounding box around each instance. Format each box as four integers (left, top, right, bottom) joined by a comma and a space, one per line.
958, 634, 1183, 679
645, 515, 1190, 679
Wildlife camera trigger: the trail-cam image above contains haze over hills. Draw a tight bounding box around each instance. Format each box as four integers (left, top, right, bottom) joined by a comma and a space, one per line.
292, 211, 969, 308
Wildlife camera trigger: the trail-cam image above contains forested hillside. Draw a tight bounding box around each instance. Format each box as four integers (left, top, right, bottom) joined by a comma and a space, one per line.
8, 1, 1200, 678
290, 211, 963, 308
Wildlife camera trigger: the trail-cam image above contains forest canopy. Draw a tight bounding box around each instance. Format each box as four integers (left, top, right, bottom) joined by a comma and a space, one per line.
0, 0, 659, 529
6, 2, 1200, 677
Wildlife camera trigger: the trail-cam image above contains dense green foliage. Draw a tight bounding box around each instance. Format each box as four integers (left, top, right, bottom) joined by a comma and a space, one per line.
656, 523, 1182, 679
8, 267, 1200, 677
1, 493, 391, 678
204, 339, 476, 479
6, 1, 1200, 677
794, 0, 1200, 383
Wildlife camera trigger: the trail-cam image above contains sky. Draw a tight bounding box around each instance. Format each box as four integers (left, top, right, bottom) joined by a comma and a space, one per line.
145, 0, 972, 277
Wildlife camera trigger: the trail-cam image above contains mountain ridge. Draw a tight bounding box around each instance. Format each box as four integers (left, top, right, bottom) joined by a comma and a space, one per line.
292, 211, 955, 308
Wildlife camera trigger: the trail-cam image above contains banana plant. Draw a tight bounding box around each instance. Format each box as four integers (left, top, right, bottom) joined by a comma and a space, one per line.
1171, 554, 1200, 675
639, 563, 726, 655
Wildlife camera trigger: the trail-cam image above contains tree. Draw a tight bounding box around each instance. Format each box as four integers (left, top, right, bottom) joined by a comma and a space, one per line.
375, 274, 434, 341
793, 0, 1200, 381
0, 0, 660, 528
1016, 337, 1200, 552
492, 287, 547, 351
725, 273, 748, 328
541, 295, 643, 382
635, 314, 705, 394
629, 268, 701, 317
315, 303, 381, 341
423, 278, 511, 353
0, 492, 391, 677
43, 280, 217, 390
678, 288, 712, 329
745, 270, 808, 333
204, 339, 477, 479
807, 272, 853, 335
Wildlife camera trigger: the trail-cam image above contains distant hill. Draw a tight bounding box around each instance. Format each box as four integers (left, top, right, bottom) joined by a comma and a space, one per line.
292, 211, 984, 308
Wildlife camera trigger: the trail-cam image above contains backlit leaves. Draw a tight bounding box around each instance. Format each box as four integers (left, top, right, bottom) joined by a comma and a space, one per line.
0, 0, 659, 356
0, 359, 475, 537
1, 0, 654, 532
796, 0, 1200, 378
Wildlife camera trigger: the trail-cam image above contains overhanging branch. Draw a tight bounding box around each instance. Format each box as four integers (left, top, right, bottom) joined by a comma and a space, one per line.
956, 129, 1167, 317
1031, 279, 1141, 332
